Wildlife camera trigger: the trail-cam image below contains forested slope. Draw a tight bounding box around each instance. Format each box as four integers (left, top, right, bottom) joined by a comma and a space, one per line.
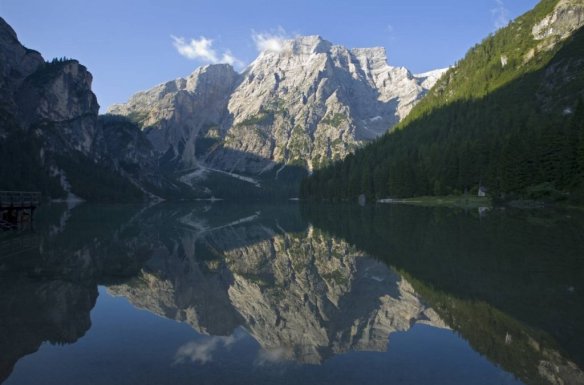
301, 0, 584, 203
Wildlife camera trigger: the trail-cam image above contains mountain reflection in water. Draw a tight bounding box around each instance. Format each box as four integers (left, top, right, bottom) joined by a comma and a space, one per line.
1, 202, 583, 385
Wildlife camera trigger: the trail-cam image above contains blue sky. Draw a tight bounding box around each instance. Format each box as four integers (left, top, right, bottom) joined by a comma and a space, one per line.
1, 0, 538, 111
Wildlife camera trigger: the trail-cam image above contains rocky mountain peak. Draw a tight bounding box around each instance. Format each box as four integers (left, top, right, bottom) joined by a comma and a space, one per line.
0, 17, 17, 40
0, 17, 44, 108
286, 35, 332, 55
185, 63, 239, 92
350, 46, 388, 68
110, 34, 447, 179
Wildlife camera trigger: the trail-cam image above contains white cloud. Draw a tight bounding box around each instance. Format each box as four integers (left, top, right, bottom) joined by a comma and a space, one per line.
174, 334, 241, 365
251, 27, 290, 53
220, 50, 242, 67
491, 0, 510, 30
171, 35, 244, 68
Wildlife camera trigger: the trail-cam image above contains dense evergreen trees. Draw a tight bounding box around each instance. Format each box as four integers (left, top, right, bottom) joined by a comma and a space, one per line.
301, 0, 584, 203
0, 130, 65, 198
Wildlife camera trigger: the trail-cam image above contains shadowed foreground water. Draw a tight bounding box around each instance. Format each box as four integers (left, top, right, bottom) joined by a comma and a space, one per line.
1, 202, 583, 385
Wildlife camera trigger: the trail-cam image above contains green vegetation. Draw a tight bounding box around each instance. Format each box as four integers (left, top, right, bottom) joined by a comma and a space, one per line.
26, 57, 79, 86
322, 270, 349, 285
202, 124, 221, 138
401, 0, 559, 116
126, 110, 150, 126
0, 115, 147, 202
267, 98, 287, 113
382, 195, 492, 208
0, 122, 65, 199
99, 113, 147, 147
195, 137, 221, 158
237, 111, 274, 127
320, 113, 347, 128
56, 154, 145, 202
240, 273, 272, 287
192, 163, 307, 202
301, 0, 584, 205
0, 108, 156, 202
193, 124, 223, 157
286, 125, 311, 167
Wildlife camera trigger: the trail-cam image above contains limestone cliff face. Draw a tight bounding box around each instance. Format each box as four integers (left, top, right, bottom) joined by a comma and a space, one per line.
0, 17, 178, 200
109, 36, 445, 174
109, 217, 445, 364
16, 60, 100, 155
0, 18, 99, 154
109, 65, 240, 170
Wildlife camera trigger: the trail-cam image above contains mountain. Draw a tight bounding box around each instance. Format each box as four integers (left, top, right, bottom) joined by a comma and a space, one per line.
301, 0, 584, 203
109, 36, 445, 180
0, 17, 187, 201
0, 16, 445, 201
109, 64, 241, 171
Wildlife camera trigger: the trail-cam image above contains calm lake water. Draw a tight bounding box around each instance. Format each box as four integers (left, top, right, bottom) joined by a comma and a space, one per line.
1, 202, 583, 385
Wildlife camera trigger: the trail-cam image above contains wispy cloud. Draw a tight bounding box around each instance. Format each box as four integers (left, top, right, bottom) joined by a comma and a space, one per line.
251, 27, 291, 53
171, 35, 244, 68
174, 334, 241, 365
491, 0, 510, 30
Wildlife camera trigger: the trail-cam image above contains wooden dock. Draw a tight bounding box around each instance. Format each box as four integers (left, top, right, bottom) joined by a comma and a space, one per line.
0, 191, 41, 230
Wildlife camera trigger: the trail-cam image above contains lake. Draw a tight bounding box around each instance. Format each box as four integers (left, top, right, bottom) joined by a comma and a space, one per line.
1, 202, 583, 385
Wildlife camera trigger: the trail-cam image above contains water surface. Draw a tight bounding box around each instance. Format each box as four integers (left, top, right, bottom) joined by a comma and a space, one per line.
1, 202, 583, 385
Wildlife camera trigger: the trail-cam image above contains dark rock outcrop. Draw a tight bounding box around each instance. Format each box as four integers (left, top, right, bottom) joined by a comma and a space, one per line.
0, 17, 183, 201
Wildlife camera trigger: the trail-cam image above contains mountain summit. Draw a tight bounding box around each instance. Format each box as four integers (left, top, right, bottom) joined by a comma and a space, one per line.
109, 36, 446, 176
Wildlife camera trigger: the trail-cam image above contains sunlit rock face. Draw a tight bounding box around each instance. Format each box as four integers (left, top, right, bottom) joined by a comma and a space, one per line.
532, 0, 584, 42
109, 216, 445, 364
109, 36, 445, 174
109, 64, 240, 170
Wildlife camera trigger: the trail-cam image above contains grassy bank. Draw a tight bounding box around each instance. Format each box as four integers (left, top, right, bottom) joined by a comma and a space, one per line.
378, 195, 492, 208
